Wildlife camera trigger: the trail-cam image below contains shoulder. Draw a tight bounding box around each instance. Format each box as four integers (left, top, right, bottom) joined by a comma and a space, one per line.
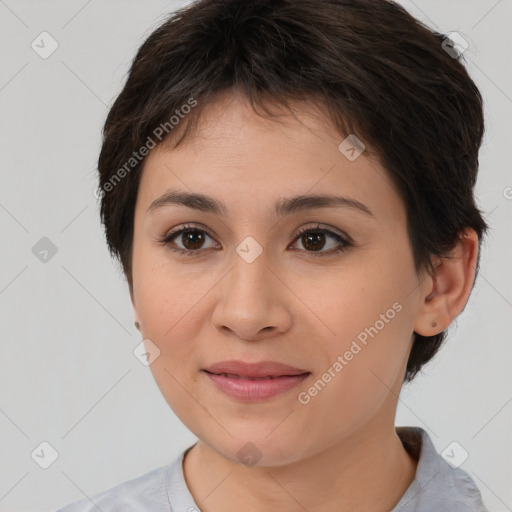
426, 457, 488, 511
55, 463, 171, 512
394, 426, 488, 512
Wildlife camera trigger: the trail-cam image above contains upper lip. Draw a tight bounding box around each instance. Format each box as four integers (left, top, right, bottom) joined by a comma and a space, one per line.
203, 360, 310, 378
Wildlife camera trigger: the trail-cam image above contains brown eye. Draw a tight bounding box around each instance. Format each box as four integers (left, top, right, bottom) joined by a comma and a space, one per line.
180, 229, 207, 250
300, 231, 327, 251
159, 224, 219, 255
290, 225, 351, 257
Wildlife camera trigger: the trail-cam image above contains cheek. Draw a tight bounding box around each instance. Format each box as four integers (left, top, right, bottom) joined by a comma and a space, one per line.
298, 251, 413, 350
136, 276, 210, 430
133, 247, 214, 337
132, 252, 220, 390
136, 282, 207, 366
298, 252, 415, 407
292, 304, 411, 449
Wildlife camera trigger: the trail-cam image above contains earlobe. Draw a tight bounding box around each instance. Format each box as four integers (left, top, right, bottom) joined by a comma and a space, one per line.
414, 229, 479, 337
129, 285, 141, 331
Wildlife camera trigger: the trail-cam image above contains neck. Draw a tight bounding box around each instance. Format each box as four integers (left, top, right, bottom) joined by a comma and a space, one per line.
183, 422, 418, 512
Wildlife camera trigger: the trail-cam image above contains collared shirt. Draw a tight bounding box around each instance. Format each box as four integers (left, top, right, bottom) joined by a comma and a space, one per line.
56, 426, 488, 511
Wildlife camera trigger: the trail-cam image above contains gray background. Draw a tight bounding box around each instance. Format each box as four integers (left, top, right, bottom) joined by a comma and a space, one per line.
0, 0, 510, 510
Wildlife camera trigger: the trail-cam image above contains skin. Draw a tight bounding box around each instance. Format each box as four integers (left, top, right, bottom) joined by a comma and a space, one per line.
130, 90, 479, 512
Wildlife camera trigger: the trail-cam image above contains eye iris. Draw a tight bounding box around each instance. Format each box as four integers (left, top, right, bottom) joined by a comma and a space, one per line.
302, 232, 325, 251
182, 230, 205, 250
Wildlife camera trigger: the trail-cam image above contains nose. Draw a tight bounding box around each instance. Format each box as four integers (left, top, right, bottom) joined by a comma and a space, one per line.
211, 250, 293, 341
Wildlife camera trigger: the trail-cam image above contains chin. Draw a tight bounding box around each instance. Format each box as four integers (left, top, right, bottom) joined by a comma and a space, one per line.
199, 430, 311, 468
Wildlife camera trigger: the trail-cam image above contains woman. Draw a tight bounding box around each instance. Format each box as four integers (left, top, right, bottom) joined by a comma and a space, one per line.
57, 0, 489, 510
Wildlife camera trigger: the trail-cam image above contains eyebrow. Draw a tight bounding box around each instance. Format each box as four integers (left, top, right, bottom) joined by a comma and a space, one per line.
147, 190, 374, 218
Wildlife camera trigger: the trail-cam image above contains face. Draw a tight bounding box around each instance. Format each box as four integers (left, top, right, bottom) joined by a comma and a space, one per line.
130, 92, 429, 466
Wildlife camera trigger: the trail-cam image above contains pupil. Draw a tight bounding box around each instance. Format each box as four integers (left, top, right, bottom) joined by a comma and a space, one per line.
302, 232, 325, 251
183, 230, 204, 250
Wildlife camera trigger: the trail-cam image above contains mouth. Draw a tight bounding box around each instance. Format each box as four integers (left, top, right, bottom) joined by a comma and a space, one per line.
203, 359, 310, 378
204, 372, 304, 380
202, 360, 311, 401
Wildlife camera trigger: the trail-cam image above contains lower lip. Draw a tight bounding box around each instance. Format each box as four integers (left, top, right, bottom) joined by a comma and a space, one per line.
203, 371, 310, 401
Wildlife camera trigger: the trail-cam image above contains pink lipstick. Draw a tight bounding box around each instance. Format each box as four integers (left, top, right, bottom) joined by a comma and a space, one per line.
202, 360, 311, 401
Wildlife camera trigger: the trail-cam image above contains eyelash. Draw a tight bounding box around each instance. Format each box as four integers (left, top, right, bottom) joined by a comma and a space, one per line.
157, 223, 352, 258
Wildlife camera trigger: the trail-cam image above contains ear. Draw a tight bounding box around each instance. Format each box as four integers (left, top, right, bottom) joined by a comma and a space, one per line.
129, 282, 141, 330
414, 229, 480, 337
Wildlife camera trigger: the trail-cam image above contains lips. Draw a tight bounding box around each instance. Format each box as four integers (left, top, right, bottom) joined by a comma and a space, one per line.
202, 360, 310, 378
202, 360, 311, 401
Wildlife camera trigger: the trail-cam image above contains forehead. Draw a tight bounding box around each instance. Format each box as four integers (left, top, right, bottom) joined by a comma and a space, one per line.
137, 93, 404, 225
164, 92, 351, 160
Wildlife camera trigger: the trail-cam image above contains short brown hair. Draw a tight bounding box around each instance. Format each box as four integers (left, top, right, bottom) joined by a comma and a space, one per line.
97, 0, 488, 383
